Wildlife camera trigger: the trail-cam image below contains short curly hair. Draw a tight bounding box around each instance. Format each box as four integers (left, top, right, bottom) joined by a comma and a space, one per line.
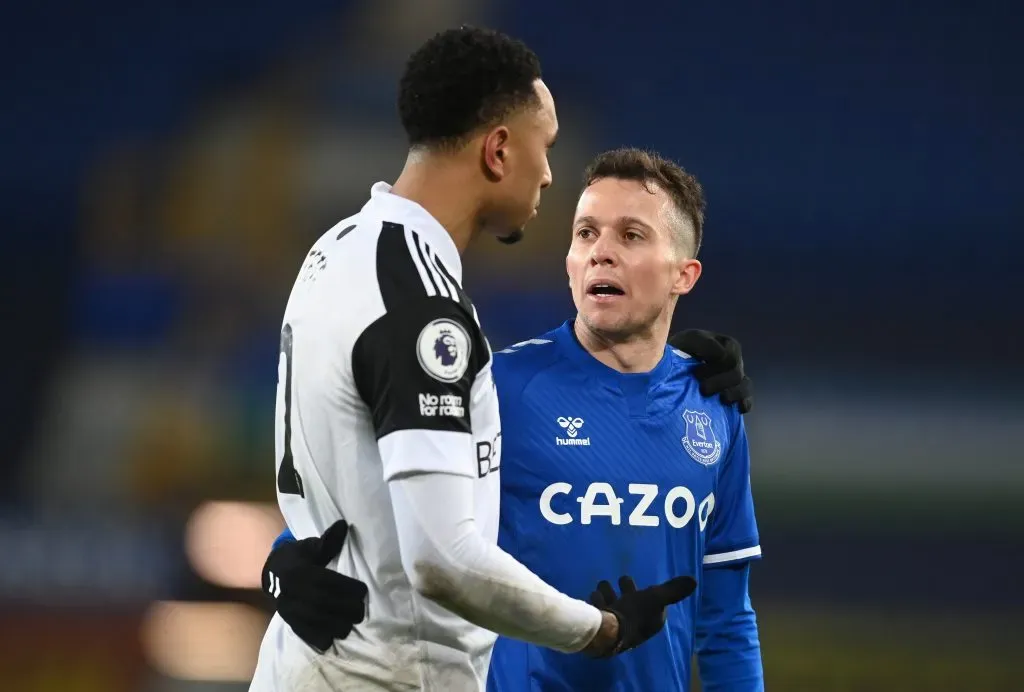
582, 148, 707, 257
399, 26, 543, 150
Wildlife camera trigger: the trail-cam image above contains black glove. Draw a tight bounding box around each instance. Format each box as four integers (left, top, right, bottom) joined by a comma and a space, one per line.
262, 519, 369, 653
669, 329, 753, 413
587, 575, 697, 657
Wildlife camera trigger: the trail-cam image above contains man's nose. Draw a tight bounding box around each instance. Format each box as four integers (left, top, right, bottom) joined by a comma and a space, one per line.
589, 235, 618, 266
540, 157, 552, 189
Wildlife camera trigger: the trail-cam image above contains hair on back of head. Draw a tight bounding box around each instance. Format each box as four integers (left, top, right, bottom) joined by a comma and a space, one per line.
582, 148, 706, 257
398, 25, 543, 151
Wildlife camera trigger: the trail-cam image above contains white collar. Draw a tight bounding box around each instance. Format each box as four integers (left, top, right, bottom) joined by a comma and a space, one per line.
367, 181, 463, 284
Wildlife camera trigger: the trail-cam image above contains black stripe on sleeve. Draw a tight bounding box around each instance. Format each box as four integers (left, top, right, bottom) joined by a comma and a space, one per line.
377, 222, 431, 310
412, 231, 445, 298
433, 255, 473, 315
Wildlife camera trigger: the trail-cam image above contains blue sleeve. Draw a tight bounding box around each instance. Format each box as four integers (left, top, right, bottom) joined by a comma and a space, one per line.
695, 563, 764, 691
704, 417, 761, 568
272, 527, 296, 551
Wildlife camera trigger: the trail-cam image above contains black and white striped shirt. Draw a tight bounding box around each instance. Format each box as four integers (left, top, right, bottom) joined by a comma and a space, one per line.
257, 182, 505, 690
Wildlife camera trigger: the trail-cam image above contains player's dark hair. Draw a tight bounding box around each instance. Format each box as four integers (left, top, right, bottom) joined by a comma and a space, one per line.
398, 26, 543, 151
582, 148, 706, 257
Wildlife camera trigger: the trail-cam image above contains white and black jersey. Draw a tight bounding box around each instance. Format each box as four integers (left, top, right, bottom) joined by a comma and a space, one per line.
250, 183, 504, 691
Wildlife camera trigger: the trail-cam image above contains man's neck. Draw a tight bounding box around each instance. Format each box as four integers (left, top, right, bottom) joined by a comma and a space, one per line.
572, 318, 671, 374
390, 150, 480, 255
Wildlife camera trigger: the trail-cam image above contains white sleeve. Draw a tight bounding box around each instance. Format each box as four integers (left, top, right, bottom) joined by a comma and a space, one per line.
388, 470, 602, 653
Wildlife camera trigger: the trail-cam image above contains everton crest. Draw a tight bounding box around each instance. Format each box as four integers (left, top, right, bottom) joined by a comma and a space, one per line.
681, 409, 722, 466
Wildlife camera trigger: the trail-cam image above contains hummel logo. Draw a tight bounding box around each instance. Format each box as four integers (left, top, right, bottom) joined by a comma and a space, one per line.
557, 416, 584, 437
556, 417, 590, 447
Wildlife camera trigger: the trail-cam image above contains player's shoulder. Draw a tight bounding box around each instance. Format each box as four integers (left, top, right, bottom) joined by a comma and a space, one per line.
665, 346, 744, 436
299, 204, 464, 310
666, 345, 702, 372
298, 206, 382, 282
302, 184, 430, 273
491, 326, 566, 392
493, 326, 562, 369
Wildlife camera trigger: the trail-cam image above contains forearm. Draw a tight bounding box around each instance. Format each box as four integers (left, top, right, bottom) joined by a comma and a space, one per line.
696, 564, 764, 691
389, 471, 602, 653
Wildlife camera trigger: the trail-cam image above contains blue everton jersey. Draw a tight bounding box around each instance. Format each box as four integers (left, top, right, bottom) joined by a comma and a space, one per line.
487, 321, 761, 692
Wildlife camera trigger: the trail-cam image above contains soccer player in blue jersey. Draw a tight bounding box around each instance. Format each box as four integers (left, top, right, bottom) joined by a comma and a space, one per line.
485, 148, 763, 691
264, 146, 763, 691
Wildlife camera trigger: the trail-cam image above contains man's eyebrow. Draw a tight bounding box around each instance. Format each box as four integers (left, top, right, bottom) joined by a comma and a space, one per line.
617, 215, 654, 231
573, 215, 654, 231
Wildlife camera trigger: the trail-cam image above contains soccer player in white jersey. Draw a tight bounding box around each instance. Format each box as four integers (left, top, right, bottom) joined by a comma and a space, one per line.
248, 26, 697, 692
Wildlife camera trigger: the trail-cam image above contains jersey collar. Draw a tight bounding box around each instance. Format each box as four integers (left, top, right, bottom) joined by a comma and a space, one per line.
367, 181, 463, 285
554, 319, 676, 392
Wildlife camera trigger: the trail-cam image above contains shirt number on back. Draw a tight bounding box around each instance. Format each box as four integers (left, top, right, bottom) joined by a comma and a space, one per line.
277, 324, 304, 497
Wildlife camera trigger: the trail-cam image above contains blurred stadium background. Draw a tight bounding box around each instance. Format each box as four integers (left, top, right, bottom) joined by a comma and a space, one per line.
2, 1, 1022, 689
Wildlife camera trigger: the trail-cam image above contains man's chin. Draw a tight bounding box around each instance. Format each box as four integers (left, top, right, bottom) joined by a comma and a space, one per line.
495, 228, 524, 245
579, 311, 629, 337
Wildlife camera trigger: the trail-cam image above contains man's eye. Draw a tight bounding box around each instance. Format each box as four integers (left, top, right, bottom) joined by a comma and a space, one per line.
575, 228, 594, 239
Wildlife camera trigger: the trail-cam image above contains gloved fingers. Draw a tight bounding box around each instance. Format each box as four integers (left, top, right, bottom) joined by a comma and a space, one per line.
718, 335, 743, 362
290, 573, 368, 623
285, 601, 358, 636
280, 603, 352, 653
720, 377, 753, 407
314, 519, 350, 566
299, 570, 369, 599
668, 330, 727, 363
279, 598, 352, 639
652, 576, 697, 605
696, 368, 743, 397
724, 378, 757, 405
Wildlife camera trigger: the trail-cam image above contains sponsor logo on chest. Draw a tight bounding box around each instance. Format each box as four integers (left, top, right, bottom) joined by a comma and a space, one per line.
555, 416, 590, 446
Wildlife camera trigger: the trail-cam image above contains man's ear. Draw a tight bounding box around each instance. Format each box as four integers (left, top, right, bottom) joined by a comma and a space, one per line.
482, 126, 510, 181
672, 258, 702, 296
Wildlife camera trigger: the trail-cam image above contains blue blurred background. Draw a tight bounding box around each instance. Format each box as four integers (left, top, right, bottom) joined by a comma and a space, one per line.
1, 0, 1022, 689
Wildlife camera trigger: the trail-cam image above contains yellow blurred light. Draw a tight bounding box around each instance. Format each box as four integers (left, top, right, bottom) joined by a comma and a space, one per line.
141, 601, 269, 682
185, 501, 284, 589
